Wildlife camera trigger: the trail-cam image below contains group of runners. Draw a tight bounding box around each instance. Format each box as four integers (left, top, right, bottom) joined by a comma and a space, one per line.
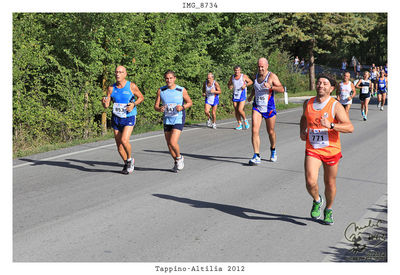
101, 57, 360, 225
337, 63, 388, 121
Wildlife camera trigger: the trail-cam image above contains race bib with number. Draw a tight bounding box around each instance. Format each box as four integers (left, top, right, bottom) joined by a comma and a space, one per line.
379, 83, 385, 88
206, 93, 215, 104
309, 128, 329, 149
164, 103, 178, 117
361, 86, 369, 94
233, 88, 243, 100
113, 103, 128, 118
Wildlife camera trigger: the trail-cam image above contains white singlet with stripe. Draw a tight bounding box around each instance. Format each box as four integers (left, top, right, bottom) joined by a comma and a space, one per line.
232, 74, 246, 100
339, 82, 353, 105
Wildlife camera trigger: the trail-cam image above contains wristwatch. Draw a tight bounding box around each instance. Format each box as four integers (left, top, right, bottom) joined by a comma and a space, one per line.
330, 122, 335, 129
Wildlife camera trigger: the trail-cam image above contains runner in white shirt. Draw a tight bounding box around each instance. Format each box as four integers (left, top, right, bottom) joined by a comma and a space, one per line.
335, 71, 356, 114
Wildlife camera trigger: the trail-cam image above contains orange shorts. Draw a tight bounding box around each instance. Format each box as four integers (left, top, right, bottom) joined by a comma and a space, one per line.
306, 150, 342, 166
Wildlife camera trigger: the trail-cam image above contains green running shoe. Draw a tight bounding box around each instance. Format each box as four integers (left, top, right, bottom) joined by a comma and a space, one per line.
310, 195, 323, 219
323, 208, 334, 225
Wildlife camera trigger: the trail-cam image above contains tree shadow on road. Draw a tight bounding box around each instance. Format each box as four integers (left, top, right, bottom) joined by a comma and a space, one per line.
153, 194, 312, 226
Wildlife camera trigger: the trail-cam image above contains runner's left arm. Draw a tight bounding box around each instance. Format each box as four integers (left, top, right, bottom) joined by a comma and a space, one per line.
213, 81, 222, 95
176, 88, 193, 112
350, 83, 356, 99
321, 103, 354, 133
127, 82, 144, 112
243, 74, 253, 88
269, 73, 284, 93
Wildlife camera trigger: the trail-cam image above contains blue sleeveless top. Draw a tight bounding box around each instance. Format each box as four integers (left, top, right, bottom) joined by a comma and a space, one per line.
160, 85, 185, 125
110, 81, 137, 117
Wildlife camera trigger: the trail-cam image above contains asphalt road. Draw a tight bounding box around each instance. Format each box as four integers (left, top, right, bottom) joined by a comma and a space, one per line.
13, 98, 387, 263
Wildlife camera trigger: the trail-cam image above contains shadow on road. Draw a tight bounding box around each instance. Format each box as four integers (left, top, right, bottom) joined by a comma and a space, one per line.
18, 158, 122, 173
153, 194, 312, 226
143, 150, 248, 165
18, 158, 173, 173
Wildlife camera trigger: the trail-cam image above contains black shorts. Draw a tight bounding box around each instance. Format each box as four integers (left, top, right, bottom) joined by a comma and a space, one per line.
359, 93, 371, 101
164, 111, 186, 132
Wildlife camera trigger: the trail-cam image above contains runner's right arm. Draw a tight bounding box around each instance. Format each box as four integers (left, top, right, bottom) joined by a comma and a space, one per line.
154, 88, 165, 113
102, 86, 113, 108
299, 100, 308, 141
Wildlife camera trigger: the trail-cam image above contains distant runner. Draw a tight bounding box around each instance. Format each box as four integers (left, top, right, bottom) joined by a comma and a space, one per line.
336, 72, 356, 114
377, 70, 388, 111
102, 65, 144, 175
355, 71, 372, 121
202, 72, 221, 129
228, 65, 253, 130
300, 74, 353, 225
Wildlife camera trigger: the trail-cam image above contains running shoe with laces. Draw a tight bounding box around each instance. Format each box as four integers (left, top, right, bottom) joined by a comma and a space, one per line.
176, 155, 184, 170
323, 208, 334, 225
206, 118, 212, 127
310, 195, 323, 219
212, 123, 217, 129
270, 148, 277, 162
380, 106, 384, 111
126, 158, 134, 174
121, 162, 129, 175
244, 119, 250, 129
235, 123, 243, 130
378, 102, 381, 108
249, 153, 261, 166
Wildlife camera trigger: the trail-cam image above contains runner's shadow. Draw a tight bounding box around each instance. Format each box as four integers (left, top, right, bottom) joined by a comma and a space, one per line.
153, 194, 310, 226
143, 150, 248, 165
18, 158, 121, 173
66, 159, 173, 173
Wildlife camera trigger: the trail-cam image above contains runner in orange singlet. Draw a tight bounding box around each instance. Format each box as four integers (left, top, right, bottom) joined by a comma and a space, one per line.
300, 74, 354, 225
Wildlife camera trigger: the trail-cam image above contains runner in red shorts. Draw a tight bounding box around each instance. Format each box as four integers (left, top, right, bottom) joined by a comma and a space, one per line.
300, 74, 354, 225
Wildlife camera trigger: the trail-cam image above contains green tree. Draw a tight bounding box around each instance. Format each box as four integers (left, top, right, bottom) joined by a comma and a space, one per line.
271, 13, 376, 89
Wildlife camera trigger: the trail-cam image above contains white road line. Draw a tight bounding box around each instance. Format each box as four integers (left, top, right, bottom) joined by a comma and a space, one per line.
322, 194, 387, 262
13, 107, 302, 169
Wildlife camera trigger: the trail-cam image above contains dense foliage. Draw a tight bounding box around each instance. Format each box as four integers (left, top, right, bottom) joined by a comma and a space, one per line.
13, 13, 387, 155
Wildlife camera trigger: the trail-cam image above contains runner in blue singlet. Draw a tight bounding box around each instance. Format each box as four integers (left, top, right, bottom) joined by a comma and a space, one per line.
102, 66, 144, 174
154, 70, 193, 172
377, 70, 388, 111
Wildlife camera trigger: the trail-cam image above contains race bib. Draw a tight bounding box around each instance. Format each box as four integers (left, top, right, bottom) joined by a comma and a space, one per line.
309, 128, 329, 149
164, 103, 178, 117
379, 83, 385, 88
206, 93, 215, 104
255, 92, 269, 112
113, 103, 128, 118
233, 88, 243, 100
361, 86, 369, 94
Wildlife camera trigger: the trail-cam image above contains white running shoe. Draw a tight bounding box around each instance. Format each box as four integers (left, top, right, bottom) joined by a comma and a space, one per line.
126, 158, 135, 173
206, 118, 212, 127
176, 156, 184, 170
380, 106, 384, 111
212, 123, 217, 129
378, 102, 381, 108
249, 154, 261, 166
